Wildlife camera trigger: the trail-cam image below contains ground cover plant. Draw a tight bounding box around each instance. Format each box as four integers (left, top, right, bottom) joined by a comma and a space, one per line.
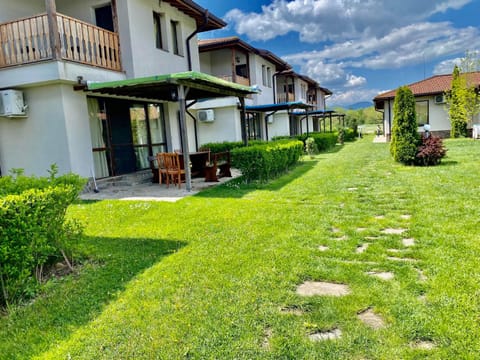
1, 137, 480, 358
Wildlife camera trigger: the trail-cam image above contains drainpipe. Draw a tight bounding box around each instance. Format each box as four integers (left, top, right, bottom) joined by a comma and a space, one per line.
186, 10, 209, 71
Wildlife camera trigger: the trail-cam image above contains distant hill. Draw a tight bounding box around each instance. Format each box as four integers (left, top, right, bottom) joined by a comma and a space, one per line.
345, 101, 373, 110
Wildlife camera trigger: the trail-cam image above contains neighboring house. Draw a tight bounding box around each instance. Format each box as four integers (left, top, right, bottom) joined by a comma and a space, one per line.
197, 36, 290, 143
374, 72, 480, 139
197, 37, 335, 142
0, 0, 254, 189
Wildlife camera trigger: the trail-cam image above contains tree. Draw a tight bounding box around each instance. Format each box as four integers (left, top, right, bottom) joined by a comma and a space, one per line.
460, 51, 480, 126
390, 86, 419, 164
447, 65, 468, 137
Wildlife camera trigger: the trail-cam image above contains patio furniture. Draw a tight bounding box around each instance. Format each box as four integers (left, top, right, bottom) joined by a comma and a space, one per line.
162, 152, 185, 188
155, 153, 168, 185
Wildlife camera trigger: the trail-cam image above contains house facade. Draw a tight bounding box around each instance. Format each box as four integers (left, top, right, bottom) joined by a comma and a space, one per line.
0, 0, 228, 179
374, 72, 480, 139
197, 37, 333, 143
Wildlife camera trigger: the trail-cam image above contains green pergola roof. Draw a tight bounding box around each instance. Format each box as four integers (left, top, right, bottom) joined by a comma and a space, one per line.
86, 71, 257, 101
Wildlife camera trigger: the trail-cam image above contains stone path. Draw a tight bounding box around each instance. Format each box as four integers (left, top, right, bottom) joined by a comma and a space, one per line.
288, 212, 433, 346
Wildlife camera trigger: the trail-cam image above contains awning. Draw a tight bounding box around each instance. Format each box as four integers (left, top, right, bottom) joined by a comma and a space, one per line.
86, 71, 256, 100
245, 101, 311, 112
86, 71, 258, 191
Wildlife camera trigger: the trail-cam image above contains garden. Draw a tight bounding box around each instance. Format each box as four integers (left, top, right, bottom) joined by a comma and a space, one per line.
1, 135, 480, 358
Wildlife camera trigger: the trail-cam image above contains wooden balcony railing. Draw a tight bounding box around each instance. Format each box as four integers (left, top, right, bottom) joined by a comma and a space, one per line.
0, 13, 121, 71
219, 74, 251, 86
277, 92, 295, 103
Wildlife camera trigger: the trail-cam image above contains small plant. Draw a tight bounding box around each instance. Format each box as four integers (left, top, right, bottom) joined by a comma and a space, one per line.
305, 137, 318, 158
337, 128, 345, 145
415, 135, 447, 166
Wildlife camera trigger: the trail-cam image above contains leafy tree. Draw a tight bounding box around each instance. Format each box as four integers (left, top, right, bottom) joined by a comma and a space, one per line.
447, 65, 468, 137
390, 86, 419, 164
460, 51, 480, 126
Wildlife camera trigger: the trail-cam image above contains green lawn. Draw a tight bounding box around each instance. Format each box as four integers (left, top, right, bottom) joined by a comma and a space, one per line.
2, 137, 480, 359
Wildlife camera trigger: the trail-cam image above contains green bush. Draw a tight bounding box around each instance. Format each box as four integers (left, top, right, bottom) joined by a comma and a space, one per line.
0, 167, 86, 308
231, 140, 303, 182
199, 141, 244, 153
309, 132, 338, 152
390, 86, 420, 164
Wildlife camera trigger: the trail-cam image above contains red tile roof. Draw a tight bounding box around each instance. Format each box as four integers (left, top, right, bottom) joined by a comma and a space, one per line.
374, 72, 480, 100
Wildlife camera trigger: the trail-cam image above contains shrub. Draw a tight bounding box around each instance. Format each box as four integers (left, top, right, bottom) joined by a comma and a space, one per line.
415, 135, 447, 166
310, 133, 338, 152
231, 140, 303, 182
199, 141, 244, 153
390, 86, 420, 164
0, 166, 86, 308
305, 137, 318, 157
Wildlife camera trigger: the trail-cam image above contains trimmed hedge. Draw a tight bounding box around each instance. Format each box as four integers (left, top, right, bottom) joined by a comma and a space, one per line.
199, 141, 244, 153
0, 168, 86, 308
231, 140, 303, 182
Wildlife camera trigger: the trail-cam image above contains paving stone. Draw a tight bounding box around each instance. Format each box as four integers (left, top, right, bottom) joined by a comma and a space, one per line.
416, 268, 427, 281
309, 328, 342, 341
262, 327, 273, 349
318, 245, 329, 252
375, 215, 385, 219
387, 248, 401, 253
296, 281, 350, 297
387, 256, 418, 263
411, 341, 436, 350
367, 271, 394, 280
365, 236, 380, 240
381, 228, 407, 235
401, 214, 412, 220
280, 305, 304, 316
335, 235, 348, 241
356, 243, 369, 253
347, 187, 358, 191
331, 227, 341, 233
402, 238, 415, 247
356, 227, 367, 232
357, 308, 385, 330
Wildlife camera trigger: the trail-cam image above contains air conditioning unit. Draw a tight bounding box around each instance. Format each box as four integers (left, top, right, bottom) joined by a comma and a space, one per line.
198, 109, 215, 122
0, 89, 27, 117
434, 94, 446, 104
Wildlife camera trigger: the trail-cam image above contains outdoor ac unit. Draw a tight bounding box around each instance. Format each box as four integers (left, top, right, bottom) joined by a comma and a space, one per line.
0, 89, 27, 117
198, 109, 215, 122
434, 94, 446, 104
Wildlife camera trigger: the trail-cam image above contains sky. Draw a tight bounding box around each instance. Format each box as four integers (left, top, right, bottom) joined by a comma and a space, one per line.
195, 0, 480, 107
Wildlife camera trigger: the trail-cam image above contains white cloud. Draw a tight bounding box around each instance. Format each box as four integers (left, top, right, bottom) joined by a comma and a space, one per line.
345, 74, 366, 88
433, 58, 462, 74
328, 88, 384, 107
225, 0, 475, 43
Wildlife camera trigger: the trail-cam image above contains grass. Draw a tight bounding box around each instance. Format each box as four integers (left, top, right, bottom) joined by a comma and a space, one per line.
1, 137, 480, 359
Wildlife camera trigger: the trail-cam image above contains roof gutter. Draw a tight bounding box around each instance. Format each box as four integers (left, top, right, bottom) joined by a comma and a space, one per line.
186, 10, 209, 71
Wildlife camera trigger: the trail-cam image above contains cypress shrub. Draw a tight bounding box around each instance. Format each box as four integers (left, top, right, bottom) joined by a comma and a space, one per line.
390, 86, 420, 164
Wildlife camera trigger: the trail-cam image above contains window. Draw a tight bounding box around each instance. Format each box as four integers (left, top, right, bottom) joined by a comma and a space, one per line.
95, 4, 114, 32
262, 65, 267, 86
247, 113, 262, 140
266, 67, 272, 87
153, 12, 166, 50
415, 100, 429, 126
170, 20, 182, 55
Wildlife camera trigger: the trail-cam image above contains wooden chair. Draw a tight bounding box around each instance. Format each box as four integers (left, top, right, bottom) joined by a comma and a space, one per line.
163, 152, 185, 188
156, 153, 168, 185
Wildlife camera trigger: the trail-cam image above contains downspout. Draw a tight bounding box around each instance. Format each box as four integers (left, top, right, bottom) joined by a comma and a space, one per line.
387, 100, 392, 141
186, 100, 199, 151
186, 10, 209, 71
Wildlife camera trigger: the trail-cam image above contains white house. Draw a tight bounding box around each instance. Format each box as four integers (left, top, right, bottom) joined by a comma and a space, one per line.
374, 72, 480, 139
0, 0, 254, 190
197, 37, 335, 142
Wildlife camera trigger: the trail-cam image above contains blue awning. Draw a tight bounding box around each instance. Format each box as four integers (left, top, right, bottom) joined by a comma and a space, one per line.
246, 101, 312, 112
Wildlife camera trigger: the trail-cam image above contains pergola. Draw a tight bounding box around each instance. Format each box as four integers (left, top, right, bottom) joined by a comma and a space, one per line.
86, 71, 258, 191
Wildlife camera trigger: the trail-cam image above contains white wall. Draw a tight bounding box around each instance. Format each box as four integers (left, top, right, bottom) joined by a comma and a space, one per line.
0, 85, 71, 176
267, 112, 290, 139
196, 106, 242, 145
120, 0, 199, 78
56, 0, 109, 24
0, 0, 44, 22
205, 49, 233, 79
250, 54, 276, 105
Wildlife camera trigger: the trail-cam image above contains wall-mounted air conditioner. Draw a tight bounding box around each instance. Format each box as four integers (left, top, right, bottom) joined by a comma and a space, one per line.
198, 109, 215, 122
0, 89, 27, 117
434, 94, 446, 104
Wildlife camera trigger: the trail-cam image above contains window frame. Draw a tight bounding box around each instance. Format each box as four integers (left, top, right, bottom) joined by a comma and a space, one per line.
170, 20, 183, 56
415, 100, 429, 126
153, 11, 167, 51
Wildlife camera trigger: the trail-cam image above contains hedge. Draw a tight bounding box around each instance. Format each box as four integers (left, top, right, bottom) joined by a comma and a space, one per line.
0, 167, 85, 308
231, 140, 303, 182
199, 141, 244, 153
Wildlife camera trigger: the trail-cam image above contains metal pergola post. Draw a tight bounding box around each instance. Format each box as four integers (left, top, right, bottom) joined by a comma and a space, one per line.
178, 84, 192, 191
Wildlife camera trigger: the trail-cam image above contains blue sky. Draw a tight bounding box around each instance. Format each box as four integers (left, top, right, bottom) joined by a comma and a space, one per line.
196, 0, 480, 107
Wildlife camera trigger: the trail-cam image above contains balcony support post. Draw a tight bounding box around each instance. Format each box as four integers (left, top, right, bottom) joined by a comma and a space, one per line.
45, 0, 61, 60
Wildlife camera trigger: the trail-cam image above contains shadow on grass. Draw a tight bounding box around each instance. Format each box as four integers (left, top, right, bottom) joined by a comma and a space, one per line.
195, 160, 319, 199
0, 236, 185, 359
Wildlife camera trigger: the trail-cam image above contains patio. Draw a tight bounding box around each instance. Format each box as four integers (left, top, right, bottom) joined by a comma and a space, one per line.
79, 169, 241, 202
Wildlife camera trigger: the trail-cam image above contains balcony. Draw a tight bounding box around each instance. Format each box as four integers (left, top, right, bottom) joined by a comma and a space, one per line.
219, 74, 251, 87
0, 13, 121, 71
277, 92, 295, 103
